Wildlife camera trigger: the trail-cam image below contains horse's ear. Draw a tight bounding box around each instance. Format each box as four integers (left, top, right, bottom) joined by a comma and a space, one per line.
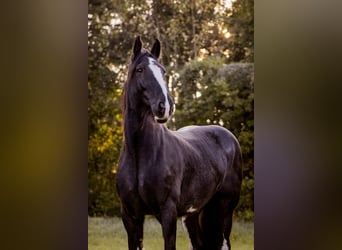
133, 36, 142, 59
151, 38, 161, 59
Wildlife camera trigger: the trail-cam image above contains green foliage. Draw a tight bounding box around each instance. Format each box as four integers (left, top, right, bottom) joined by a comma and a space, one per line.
226, 0, 254, 62
88, 0, 123, 216
88, 0, 254, 219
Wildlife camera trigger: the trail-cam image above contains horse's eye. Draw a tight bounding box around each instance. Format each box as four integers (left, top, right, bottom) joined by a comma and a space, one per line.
136, 68, 143, 73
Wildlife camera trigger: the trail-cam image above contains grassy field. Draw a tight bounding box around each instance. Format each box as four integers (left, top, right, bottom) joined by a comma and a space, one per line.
88, 216, 254, 250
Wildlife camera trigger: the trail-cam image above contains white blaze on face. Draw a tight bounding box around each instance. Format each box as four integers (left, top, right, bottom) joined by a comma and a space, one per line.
148, 57, 170, 119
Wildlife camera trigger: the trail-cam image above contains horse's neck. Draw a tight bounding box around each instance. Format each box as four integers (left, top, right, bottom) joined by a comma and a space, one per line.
124, 108, 164, 155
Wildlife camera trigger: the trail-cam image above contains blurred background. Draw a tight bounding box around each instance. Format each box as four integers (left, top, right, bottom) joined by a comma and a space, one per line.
88, 0, 254, 222
4, 0, 341, 249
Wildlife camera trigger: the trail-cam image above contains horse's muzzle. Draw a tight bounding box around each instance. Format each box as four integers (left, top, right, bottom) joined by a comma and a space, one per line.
153, 101, 170, 123
158, 102, 166, 116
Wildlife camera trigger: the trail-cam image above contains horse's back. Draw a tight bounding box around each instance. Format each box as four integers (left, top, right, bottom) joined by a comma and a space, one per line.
176, 125, 240, 158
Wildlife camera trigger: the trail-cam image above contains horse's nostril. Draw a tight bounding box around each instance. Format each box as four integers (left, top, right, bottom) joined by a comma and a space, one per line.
158, 102, 165, 116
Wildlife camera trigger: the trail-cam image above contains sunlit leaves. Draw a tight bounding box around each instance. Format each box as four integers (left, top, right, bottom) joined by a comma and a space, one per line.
226, 0, 254, 62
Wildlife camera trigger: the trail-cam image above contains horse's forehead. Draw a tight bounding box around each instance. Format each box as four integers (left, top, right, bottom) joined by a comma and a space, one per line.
134, 53, 149, 65
146, 57, 165, 72
134, 52, 164, 69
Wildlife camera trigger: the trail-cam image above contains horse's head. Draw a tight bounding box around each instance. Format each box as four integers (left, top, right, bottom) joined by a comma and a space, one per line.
126, 36, 174, 124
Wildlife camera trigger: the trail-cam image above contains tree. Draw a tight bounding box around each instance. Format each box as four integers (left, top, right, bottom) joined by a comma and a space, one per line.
226, 0, 254, 62
88, 0, 123, 216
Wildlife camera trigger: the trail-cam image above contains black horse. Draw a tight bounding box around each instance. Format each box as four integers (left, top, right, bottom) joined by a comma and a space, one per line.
116, 36, 242, 250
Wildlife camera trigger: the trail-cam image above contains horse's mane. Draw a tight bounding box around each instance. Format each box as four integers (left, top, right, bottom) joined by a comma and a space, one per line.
121, 49, 155, 118
121, 49, 153, 140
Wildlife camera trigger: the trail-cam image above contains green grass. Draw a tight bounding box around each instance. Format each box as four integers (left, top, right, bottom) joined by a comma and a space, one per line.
88, 216, 254, 250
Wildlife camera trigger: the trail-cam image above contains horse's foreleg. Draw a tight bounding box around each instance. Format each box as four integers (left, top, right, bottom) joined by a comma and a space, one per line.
122, 211, 144, 250
160, 201, 177, 250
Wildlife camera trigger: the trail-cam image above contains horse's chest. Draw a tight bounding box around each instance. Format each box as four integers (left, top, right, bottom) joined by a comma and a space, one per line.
137, 168, 174, 206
